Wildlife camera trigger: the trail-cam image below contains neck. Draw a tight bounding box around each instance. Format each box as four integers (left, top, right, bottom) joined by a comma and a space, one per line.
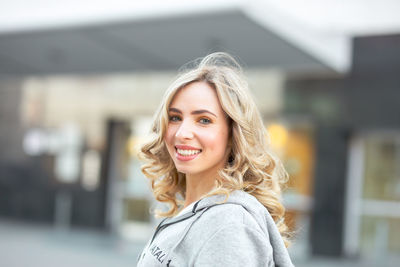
184, 173, 216, 208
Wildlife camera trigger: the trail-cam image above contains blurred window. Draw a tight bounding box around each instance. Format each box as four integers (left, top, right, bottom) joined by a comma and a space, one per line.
81, 149, 101, 191
360, 134, 400, 259
346, 133, 400, 263
267, 120, 315, 259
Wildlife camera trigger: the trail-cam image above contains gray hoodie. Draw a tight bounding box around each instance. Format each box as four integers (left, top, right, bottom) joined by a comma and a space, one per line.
137, 190, 294, 267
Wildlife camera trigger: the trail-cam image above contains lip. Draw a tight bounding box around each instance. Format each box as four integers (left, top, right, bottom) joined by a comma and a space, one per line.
175, 144, 202, 161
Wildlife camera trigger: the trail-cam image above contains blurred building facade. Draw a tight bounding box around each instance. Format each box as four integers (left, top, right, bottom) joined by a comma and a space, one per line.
285, 34, 400, 263
0, 2, 399, 265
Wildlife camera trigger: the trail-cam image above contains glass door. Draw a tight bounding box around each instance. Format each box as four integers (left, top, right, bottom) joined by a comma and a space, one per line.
344, 132, 400, 265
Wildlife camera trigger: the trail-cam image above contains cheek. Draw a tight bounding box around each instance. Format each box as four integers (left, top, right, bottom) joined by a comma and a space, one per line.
202, 129, 229, 152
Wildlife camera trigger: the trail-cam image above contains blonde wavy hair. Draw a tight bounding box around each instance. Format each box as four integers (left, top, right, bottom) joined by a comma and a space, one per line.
139, 52, 290, 245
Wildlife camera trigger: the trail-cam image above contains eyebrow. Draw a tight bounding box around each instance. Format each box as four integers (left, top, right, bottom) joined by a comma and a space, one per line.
168, 107, 217, 118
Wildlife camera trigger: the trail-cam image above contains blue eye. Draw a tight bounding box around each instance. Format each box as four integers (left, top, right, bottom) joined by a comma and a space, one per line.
199, 118, 211, 124
169, 115, 181, 122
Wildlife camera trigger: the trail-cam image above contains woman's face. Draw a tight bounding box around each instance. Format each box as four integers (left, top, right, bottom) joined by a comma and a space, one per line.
165, 82, 230, 179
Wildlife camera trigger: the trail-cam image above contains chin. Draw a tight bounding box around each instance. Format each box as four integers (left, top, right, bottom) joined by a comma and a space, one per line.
175, 166, 196, 175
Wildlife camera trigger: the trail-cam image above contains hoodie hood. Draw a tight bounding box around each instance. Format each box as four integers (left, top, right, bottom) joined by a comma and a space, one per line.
191, 190, 293, 267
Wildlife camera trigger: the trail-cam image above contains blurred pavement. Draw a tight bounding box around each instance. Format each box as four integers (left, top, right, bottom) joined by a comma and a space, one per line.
0, 219, 141, 267
0, 219, 395, 267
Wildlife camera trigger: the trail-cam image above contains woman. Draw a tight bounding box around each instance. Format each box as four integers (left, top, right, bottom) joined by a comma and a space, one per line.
137, 52, 294, 267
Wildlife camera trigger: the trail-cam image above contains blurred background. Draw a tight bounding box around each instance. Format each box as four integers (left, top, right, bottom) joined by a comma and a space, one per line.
0, 1, 399, 266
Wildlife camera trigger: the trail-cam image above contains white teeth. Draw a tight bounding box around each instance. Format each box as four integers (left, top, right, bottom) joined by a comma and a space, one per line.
177, 149, 201, 156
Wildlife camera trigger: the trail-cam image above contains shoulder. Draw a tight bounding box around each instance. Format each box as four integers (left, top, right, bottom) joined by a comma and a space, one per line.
200, 202, 261, 229
196, 190, 271, 229
189, 202, 270, 249
190, 205, 273, 266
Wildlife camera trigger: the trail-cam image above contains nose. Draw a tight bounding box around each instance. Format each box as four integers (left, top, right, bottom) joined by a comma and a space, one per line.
175, 120, 194, 140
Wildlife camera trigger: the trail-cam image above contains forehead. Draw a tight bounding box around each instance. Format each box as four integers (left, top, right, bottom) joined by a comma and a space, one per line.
169, 82, 221, 109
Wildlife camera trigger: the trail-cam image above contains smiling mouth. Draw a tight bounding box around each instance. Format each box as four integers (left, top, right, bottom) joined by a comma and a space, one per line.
175, 147, 202, 157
